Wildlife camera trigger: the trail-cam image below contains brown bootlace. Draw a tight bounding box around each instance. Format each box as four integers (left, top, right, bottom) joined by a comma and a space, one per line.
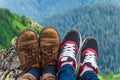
43, 45, 56, 64
22, 44, 37, 73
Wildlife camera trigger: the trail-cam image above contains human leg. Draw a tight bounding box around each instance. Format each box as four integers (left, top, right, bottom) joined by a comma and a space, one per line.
17, 27, 60, 80
58, 28, 81, 80
16, 29, 40, 80
77, 37, 99, 80
39, 27, 60, 80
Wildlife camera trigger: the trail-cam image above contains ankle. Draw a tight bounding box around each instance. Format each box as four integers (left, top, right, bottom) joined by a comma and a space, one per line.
42, 65, 56, 76
26, 67, 40, 80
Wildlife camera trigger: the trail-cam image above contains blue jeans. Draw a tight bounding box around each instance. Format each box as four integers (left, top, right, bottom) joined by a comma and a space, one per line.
58, 64, 76, 80
81, 71, 100, 80
27, 65, 56, 80
58, 64, 99, 80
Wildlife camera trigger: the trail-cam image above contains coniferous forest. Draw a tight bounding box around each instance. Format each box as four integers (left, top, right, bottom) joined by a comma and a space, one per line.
0, 0, 120, 79
41, 4, 120, 74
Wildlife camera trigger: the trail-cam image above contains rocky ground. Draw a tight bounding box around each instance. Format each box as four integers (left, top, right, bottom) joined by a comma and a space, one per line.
0, 38, 22, 80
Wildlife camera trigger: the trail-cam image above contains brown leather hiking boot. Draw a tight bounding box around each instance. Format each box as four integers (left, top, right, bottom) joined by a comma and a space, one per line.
16, 29, 39, 73
39, 27, 60, 70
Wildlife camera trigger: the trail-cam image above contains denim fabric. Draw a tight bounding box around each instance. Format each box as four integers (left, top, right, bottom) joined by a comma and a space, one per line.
27, 65, 56, 80
58, 64, 76, 80
80, 70, 100, 80
27, 67, 40, 80
58, 65, 99, 80
42, 65, 57, 76
27, 66, 99, 80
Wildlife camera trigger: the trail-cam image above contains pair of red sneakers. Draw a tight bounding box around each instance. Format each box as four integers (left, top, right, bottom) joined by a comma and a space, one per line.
58, 28, 98, 78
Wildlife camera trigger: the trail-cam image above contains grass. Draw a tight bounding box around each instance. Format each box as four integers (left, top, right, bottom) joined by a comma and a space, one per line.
98, 74, 120, 80
0, 8, 42, 49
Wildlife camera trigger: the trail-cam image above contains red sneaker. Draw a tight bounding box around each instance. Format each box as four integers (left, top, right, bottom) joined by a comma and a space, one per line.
58, 28, 82, 70
77, 37, 98, 78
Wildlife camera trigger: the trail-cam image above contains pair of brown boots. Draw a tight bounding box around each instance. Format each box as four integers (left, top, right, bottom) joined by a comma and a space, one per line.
16, 27, 60, 79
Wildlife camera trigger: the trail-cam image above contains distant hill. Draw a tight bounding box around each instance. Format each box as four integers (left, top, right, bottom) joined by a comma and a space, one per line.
0, 0, 82, 21
0, 0, 120, 21
0, 8, 42, 49
41, 4, 120, 73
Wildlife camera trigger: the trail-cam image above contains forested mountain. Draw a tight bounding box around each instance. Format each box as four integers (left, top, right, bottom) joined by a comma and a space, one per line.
0, 8, 42, 49
0, 0, 120, 74
0, 0, 82, 21
41, 4, 120, 74
0, 0, 120, 21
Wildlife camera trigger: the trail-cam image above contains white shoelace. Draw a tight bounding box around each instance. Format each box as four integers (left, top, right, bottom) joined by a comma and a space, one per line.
81, 50, 98, 72
60, 43, 76, 62
83, 50, 97, 64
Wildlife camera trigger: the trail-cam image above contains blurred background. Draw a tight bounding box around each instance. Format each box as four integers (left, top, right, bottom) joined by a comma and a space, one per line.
0, 0, 120, 80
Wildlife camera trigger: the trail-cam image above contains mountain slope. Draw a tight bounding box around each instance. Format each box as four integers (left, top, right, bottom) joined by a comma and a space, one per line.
0, 0, 120, 21
0, 0, 82, 21
41, 4, 120, 73
0, 8, 42, 49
